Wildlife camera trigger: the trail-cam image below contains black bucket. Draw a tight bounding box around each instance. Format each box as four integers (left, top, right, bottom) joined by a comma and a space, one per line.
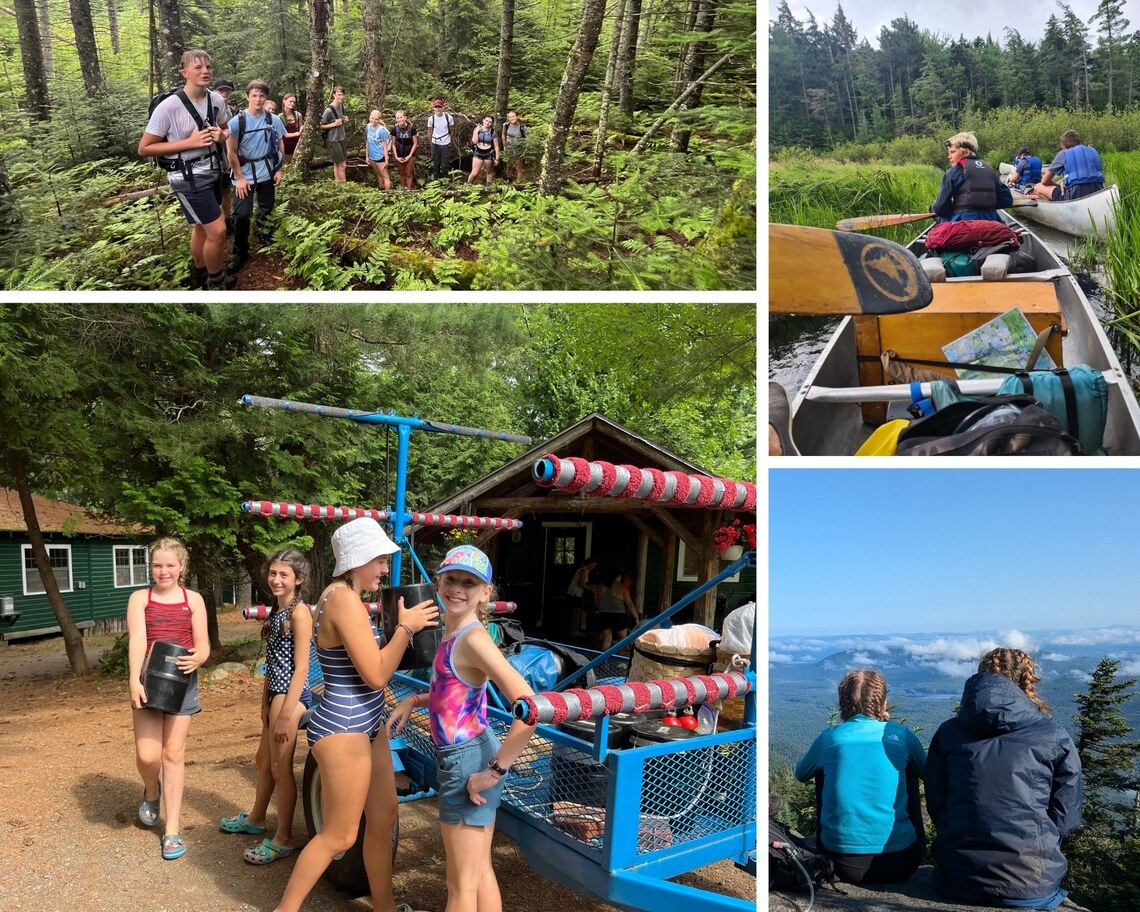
381, 583, 443, 670
552, 717, 624, 809
609, 712, 648, 749
144, 641, 192, 713
630, 721, 704, 822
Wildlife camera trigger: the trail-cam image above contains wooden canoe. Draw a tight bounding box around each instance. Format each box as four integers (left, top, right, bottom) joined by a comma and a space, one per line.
999, 163, 1118, 238
786, 214, 1140, 456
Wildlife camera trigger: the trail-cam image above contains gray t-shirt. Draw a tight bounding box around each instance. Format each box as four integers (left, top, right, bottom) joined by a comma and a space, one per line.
143, 89, 230, 187
322, 104, 346, 143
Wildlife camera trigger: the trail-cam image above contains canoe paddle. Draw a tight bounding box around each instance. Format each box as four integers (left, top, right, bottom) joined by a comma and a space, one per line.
770, 223, 933, 316
836, 198, 1038, 232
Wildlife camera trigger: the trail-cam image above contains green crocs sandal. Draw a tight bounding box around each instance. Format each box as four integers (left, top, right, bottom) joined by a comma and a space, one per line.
161, 833, 186, 860
244, 837, 294, 865
138, 782, 161, 827
220, 811, 266, 834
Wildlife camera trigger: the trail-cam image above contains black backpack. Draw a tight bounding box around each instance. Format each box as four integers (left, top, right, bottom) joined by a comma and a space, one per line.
895, 394, 1079, 456
146, 87, 223, 181
769, 818, 836, 895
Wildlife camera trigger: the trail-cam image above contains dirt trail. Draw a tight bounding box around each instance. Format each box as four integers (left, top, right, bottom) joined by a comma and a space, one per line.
0, 614, 756, 911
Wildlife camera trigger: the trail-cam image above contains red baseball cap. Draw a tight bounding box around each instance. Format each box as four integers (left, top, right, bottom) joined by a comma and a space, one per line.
431, 98, 444, 107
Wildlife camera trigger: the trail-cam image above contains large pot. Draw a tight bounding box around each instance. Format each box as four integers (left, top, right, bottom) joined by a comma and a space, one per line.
380, 583, 443, 670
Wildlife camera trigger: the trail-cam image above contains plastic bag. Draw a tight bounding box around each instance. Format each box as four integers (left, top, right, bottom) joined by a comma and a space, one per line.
719, 602, 756, 655
639, 623, 718, 650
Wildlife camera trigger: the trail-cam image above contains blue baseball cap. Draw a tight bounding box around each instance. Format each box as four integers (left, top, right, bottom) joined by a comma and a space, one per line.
437, 545, 492, 583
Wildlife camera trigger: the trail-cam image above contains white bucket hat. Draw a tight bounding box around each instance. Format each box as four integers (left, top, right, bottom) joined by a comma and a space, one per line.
331, 517, 399, 576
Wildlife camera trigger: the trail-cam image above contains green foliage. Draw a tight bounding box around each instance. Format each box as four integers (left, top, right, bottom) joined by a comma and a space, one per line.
98, 634, 130, 677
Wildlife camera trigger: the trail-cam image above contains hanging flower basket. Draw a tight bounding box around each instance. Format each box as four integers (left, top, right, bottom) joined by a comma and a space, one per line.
714, 519, 756, 557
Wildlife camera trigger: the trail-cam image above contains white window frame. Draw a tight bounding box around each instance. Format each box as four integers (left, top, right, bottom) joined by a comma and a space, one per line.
21, 543, 74, 596
113, 545, 151, 588
677, 540, 740, 584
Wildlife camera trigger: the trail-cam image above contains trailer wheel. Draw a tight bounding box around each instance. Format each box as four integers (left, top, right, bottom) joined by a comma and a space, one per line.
301, 750, 399, 895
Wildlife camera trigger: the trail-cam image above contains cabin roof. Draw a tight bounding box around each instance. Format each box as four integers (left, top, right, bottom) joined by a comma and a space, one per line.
0, 488, 139, 537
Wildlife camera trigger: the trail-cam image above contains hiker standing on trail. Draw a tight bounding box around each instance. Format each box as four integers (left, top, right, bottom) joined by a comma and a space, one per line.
926, 648, 1082, 910
225, 79, 286, 276
427, 98, 455, 181
392, 110, 418, 191
138, 49, 235, 290
795, 669, 926, 885
320, 87, 350, 183
468, 116, 500, 187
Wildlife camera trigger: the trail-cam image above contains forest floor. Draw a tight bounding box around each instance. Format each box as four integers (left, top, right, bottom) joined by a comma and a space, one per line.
0, 611, 756, 911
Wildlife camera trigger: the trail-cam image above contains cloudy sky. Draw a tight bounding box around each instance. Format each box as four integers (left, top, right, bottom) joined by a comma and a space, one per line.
769, 0, 1125, 46
770, 470, 1140, 636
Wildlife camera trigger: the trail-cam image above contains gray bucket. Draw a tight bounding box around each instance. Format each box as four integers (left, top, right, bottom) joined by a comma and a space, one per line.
381, 583, 443, 670
144, 641, 192, 713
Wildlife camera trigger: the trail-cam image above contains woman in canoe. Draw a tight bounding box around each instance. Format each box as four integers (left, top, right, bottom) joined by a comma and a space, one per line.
931, 131, 1013, 223
925, 648, 1083, 910
794, 669, 926, 885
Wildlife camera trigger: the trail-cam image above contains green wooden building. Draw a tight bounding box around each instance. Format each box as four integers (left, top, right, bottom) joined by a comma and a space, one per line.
0, 488, 148, 641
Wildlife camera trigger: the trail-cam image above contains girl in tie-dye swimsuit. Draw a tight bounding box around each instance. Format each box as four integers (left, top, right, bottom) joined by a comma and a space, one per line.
387, 545, 537, 912
272, 518, 439, 912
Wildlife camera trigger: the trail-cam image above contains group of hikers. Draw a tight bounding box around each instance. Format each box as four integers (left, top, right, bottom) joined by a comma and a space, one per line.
138, 48, 532, 290
793, 649, 1082, 909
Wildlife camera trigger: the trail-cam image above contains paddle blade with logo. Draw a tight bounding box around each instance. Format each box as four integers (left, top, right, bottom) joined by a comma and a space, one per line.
769, 224, 934, 316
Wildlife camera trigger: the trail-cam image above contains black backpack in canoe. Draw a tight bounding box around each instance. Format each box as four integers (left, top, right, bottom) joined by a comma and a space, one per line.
895, 394, 1079, 456
769, 818, 836, 895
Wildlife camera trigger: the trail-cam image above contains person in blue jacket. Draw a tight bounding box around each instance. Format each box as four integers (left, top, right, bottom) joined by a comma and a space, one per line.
1008, 147, 1042, 193
926, 648, 1083, 910
931, 131, 1013, 223
795, 669, 926, 884
1033, 130, 1105, 202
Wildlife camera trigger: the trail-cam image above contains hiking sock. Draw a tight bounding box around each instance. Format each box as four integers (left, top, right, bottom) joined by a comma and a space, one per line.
189, 265, 209, 290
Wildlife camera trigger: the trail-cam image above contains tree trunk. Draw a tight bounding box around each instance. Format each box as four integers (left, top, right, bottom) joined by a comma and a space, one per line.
494, 0, 516, 125
198, 570, 221, 651
538, 0, 607, 196
637, 0, 654, 50
235, 566, 253, 612
8, 455, 90, 675
670, 0, 715, 152
591, 0, 627, 179
293, 0, 331, 180
155, 0, 184, 86
362, 0, 382, 109
36, 0, 51, 78
13, 0, 50, 119
617, 0, 640, 118
69, 0, 104, 97
632, 39, 745, 154
106, 0, 119, 53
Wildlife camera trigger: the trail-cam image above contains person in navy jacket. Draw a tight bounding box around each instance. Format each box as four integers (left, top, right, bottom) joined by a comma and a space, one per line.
931, 131, 1013, 223
795, 669, 926, 884
926, 648, 1083, 910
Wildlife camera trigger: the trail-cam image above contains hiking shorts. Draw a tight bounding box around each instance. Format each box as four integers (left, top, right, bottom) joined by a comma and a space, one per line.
435, 727, 505, 827
173, 179, 223, 226
327, 139, 347, 164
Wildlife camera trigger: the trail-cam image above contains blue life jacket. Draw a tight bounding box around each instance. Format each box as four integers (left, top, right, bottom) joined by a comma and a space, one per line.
1017, 155, 1042, 184
1064, 144, 1103, 187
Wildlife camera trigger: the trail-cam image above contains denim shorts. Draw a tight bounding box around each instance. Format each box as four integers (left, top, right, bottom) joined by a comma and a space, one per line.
435, 728, 505, 826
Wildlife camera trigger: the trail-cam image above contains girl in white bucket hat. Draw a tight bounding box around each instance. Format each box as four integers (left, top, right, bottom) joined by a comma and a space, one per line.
273, 517, 438, 912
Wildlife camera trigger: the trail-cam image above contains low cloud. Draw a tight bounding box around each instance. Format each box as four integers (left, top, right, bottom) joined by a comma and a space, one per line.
1050, 628, 1140, 646
933, 659, 977, 679
769, 651, 795, 664
1042, 652, 1071, 662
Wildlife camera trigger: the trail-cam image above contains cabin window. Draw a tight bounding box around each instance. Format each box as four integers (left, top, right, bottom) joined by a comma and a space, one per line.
677, 541, 740, 584
553, 536, 576, 565
114, 545, 150, 587
21, 544, 74, 595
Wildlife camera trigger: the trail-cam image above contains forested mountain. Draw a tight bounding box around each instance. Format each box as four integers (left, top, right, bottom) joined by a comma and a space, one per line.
770, 0, 1135, 149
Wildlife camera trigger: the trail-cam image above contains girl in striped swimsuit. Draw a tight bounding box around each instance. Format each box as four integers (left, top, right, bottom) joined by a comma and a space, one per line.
387, 545, 537, 912
220, 549, 314, 865
127, 537, 210, 861
273, 518, 439, 912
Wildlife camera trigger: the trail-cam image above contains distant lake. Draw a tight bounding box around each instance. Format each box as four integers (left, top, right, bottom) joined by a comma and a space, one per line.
907, 693, 959, 701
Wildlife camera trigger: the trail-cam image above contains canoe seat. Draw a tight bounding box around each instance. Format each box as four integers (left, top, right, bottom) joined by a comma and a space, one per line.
853, 279, 1067, 423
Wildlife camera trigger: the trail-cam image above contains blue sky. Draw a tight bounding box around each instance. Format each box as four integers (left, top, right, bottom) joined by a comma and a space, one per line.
770, 0, 1116, 47
770, 469, 1140, 635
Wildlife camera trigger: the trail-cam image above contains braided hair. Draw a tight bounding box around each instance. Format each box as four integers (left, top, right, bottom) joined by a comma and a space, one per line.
979, 647, 1051, 716
264, 548, 311, 637
837, 669, 889, 721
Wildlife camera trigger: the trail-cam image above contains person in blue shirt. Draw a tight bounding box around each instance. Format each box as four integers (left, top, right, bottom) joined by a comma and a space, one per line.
931, 131, 1013, 223
1007, 147, 1042, 193
795, 669, 926, 885
225, 79, 285, 275
1032, 130, 1105, 202
365, 110, 392, 191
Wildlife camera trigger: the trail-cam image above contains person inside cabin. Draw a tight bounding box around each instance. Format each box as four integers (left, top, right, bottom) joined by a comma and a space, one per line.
1007, 147, 1042, 193
794, 669, 926, 885
925, 648, 1083, 910
1032, 130, 1105, 202
930, 131, 1013, 223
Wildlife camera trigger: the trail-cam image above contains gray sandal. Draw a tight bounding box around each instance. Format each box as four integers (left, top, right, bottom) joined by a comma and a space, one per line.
161, 832, 186, 860
138, 781, 161, 827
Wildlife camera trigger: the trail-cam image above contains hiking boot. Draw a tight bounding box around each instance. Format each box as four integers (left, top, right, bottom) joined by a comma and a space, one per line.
188, 266, 208, 290
769, 380, 800, 456
206, 270, 237, 291
227, 251, 248, 275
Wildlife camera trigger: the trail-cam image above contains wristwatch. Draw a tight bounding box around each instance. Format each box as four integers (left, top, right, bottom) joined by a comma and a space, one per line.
487, 757, 509, 778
